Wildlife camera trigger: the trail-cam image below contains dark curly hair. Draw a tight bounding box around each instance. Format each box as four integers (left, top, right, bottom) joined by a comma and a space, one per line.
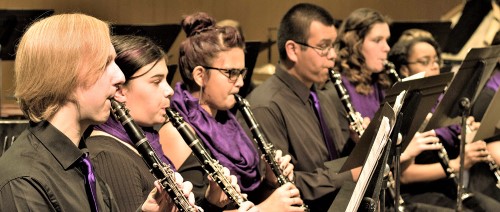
333, 8, 392, 95
388, 36, 442, 76
178, 12, 245, 91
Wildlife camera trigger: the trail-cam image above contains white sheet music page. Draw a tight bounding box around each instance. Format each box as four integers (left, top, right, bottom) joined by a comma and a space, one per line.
401, 71, 425, 82
345, 117, 391, 212
392, 90, 406, 117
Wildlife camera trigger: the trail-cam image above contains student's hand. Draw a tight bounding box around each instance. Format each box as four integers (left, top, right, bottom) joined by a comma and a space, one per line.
142, 172, 197, 212
257, 183, 304, 212
362, 116, 370, 129
401, 130, 441, 162
349, 114, 370, 143
462, 117, 480, 144
205, 167, 240, 208
265, 150, 294, 187
238, 201, 260, 212
450, 140, 490, 170
351, 166, 362, 182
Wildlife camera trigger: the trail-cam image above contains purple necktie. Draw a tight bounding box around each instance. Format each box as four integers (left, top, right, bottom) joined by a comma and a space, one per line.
310, 91, 339, 160
81, 153, 99, 212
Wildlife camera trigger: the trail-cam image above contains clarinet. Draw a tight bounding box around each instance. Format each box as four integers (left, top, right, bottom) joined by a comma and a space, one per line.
109, 99, 196, 212
384, 61, 402, 83
436, 143, 475, 201
234, 94, 309, 211
328, 71, 406, 210
328, 69, 365, 136
488, 160, 500, 188
464, 125, 500, 188
387, 172, 405, 212
165, 108, 247, 207
436, 144, 457, 181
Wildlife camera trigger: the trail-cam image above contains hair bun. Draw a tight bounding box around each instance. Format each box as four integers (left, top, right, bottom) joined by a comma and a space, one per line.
181, 12, 217, 37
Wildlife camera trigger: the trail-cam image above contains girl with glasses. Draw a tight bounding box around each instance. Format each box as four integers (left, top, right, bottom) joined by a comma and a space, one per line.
160, 12, 303, 212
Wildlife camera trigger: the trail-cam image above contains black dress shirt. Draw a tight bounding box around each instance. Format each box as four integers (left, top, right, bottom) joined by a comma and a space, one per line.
241, 65, 352, 211
0, 121, 119, 211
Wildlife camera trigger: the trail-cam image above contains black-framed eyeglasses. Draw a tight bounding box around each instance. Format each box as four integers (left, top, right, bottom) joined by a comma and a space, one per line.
407, 56, 443, 67
202, 66, 248, 82
293, 41, 335, 56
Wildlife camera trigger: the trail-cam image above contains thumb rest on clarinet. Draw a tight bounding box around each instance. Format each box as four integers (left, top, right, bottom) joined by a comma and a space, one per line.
109, 99, 196, 212
328, 69, 406, 210
165, 108, 248, 207
234, 94, 309, 211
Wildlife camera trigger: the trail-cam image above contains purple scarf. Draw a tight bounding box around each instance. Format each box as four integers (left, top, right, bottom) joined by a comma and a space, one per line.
171, 82, 261, 192
94, 115, 175, 170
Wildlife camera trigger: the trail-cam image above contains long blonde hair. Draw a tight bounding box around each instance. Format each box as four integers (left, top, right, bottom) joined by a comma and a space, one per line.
15, 13, 111, 122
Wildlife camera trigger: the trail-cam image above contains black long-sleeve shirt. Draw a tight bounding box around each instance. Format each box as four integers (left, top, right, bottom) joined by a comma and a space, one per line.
0, 121, 119, 211
241, 65, 352, 211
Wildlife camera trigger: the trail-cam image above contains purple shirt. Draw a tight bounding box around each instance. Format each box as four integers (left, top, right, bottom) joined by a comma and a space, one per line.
486, 70, 500, 91
341, 77, 384, 119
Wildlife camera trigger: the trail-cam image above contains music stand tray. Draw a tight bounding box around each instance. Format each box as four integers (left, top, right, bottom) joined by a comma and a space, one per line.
330, 103, 396, 212
338, 103, 397, 173
384, 72, 454, 151
424, 45, 500, 131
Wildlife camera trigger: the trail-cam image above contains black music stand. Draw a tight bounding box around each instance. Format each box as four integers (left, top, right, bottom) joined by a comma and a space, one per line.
0, 9, 54, 118
111, 24, 181, 54
382, 72, 454, 210
239, 41, 261, 97
473, 88, 500, 142
388, 21, 452, 48
423, 45, 500, 211
385, 72, 454, 151
0, 120, 29, 157
424, 46, 500, 131
0, 9, 54, 60
329, 103, 397, 211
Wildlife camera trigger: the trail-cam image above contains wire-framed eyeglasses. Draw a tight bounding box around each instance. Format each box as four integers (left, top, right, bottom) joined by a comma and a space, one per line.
293, 41, 335, 56
202, 66, 248, 82
407, 56, 443, 67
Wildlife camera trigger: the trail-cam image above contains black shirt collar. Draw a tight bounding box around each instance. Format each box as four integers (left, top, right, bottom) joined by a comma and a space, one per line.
275, 64, 316, 104
29, 121, 87, 170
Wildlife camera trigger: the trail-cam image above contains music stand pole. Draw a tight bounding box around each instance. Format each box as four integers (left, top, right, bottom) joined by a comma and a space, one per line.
457, 97, 471, 212
390, 111, 404, 212
394, 144, 402, 211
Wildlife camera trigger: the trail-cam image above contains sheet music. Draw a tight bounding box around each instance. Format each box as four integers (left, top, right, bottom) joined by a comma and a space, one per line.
402, 71, 425, 82
345, 117, 391, 212
392, 90, 407, 117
